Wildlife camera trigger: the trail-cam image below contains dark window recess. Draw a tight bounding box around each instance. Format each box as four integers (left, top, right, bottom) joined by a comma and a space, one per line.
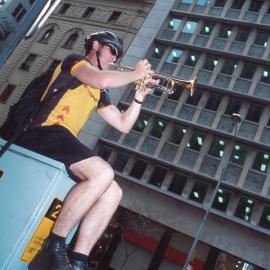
112, 152, 129, 172
200, 22, 214, 36
108, 11, 121, 23
231, 0, 245, 10
203, 55, 218, 71
133, 115, 149, 133
254, 32, 269, 46
39, 28, 54, 43
212, 188, 231, 212
205, 93, 222, 111
235, 197, 255, 222
189, 182, 209, 203
62, 33, 79, 49
149, 166, 167, 187
248, 0, 264, 12
82, 7, 95, 18
151, 46, 165, 60
20, 54, 37, 71
235, 28, 249, 42
59, 3, 71, 14
168, 173, 187, 195
12, 3, 26, 22
47, 60, 61, 73
0, 84, 16, 103
168, 124, 186, 145
261, 67, 270, 84
168, 84, 183, 101
245, 104, 263, 123
224, 98, 241, 115
221, 60, 237, 75
268, 116, 270, 126
240, 63, 257, 79
186, 89, 202, 106
230, 142, 248, 165
185, 52, 200, 67
218, 25, 232, 39
208, 137, 226, 158
187, 131, 205, 152
214, 0, 226, 7
150, 119, 167, 138
252, 151, 270, 173
130, 159, 148, 179
98, 145, 112, 160
259, 205, 270, 230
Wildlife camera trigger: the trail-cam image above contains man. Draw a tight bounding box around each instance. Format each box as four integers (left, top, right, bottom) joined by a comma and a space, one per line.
17, 31, 156, 270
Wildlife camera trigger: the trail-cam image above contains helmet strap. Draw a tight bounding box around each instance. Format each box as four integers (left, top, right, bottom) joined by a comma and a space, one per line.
96, 50, 103, 70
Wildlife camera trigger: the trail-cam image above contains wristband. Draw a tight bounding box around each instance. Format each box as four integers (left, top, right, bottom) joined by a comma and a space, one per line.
133, 97, 144, 104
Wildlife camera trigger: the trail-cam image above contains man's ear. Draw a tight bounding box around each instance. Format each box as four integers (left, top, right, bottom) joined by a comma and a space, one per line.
92, 40, 101, 51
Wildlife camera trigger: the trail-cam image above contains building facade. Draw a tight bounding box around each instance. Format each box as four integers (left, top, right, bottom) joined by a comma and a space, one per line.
0, 0, 270, 269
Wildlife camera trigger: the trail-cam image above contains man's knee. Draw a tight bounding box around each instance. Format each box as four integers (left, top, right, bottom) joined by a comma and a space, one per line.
69, 156, 114, 182
109, 181, 123, 204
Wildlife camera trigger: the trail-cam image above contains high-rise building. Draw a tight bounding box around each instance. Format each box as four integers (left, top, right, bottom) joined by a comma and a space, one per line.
0, 0, 270, 269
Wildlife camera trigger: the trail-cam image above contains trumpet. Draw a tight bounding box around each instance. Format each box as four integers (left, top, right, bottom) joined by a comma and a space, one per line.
110, 63, 196, 96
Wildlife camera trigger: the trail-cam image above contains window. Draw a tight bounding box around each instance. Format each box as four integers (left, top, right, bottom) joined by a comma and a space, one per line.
186, 89, 202, 106
62, 33, 78, 49
39, 28, 54, 43
261, 67, 270, 84
180, 0, 192, 3
166, 48, 183, 64
12, 3, 26, 22
150, 118, 167, 138
230, 142, 248, 165
248, 0, 263, 12
259, 206, 270, 230
224, 98, 241, 115
212, 188, 231, 212
252, 151, 270, 173
231, 0, 245, 10
112, 152, 129, 172
151, 47, 165, 60
98, 145, 112, 160
187, 131, 205, 151
108, 11, 121, 23
20, 54, 37, 71
235, 197, 255, 222
133, 114, 149, 133
221, 59, 238, 75
214, 0, 226, 7
82, 7, 95, 18
0, 84, 15, 103
168, 172, 187, 195
205, 93, 222, 111
254, 32, 269, 47
130, 159, 148, 179
168, 84, 183, 100
196, 0, 209, 6
167, 18, 182, 31
240, 63, 257, 79
149, 166, 167, 187
189, 182, 209, 203
200, 22, 214, 36
208, 137, 226, 158
182, 20, 198, 34
185, 52, 200, 67
235, 28, 249, 42
59, 3, 71, 14
203, 55, 218, 71
245, 104, 263, 123
218, 25, 232, 39
168, 124, 186, 145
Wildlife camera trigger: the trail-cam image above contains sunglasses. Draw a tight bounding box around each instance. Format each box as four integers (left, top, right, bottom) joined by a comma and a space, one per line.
105, 44, 118, 58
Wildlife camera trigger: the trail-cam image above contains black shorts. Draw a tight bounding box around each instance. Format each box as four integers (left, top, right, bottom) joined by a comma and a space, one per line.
16, 125, 95, 180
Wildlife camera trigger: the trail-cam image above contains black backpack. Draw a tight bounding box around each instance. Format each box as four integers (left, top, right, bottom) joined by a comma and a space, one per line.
0, 71, 53, 156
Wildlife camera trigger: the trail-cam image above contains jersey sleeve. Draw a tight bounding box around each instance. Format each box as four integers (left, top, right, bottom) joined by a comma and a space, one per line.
61, 54, 90, 75
97, 89, 112, 111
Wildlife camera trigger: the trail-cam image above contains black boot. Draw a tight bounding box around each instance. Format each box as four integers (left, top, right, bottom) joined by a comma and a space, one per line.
70, 258, 89, 270
28, 238, 72, 270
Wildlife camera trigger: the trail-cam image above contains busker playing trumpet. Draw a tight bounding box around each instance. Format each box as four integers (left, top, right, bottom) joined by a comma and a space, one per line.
16, 31, 158, 270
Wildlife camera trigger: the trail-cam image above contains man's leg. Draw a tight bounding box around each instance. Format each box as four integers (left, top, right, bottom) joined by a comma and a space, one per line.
29, 156, 118, 270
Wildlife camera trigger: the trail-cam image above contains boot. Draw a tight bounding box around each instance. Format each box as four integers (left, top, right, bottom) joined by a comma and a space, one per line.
70, 258, 89, 270
28, 238, 72, 270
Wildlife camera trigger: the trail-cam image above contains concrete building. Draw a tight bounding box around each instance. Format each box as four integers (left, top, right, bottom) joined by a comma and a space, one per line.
0, 0, 270, 269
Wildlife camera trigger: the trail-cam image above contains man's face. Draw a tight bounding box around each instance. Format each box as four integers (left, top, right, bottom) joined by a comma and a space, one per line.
99, 43, 118, 69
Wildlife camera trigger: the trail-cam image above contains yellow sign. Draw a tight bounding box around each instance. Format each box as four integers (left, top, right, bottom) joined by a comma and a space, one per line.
21, 198, 63, 262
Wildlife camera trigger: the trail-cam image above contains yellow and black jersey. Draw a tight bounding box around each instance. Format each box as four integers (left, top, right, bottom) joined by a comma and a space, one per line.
32, 54, 111, 137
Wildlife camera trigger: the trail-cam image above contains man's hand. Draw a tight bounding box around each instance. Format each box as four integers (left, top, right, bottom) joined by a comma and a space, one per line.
134, 59, 153, 81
